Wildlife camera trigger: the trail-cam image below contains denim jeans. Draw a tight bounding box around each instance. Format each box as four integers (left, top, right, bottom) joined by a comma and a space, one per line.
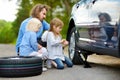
53, 56, 73, 69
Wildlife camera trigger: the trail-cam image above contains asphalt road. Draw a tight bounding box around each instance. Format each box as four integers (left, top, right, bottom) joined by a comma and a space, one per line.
0, 44, 120, 80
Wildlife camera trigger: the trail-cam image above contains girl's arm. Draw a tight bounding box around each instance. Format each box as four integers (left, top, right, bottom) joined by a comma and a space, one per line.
61, 39, 69, 47
47, 32, 62, 46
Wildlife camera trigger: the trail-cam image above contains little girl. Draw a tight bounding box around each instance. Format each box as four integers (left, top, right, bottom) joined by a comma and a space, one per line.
46, 18, 73, 69
19, 18, 48, 71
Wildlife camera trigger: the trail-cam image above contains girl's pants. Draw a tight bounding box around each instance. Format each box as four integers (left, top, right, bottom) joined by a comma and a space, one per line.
53, 56, 73, 69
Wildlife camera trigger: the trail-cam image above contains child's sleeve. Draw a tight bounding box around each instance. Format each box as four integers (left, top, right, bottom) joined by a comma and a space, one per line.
41, 31, 48, 42
30, 33, 38, 51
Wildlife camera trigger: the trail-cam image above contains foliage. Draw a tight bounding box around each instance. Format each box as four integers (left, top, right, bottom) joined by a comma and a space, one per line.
12, 0, 79, 38
0, 0, 80, 43
32, 0, 80, 38
0, 20, 16, 43
12, 0, 33, 37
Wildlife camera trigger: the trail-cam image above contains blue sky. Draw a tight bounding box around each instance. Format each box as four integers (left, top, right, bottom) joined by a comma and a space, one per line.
0, 0, 18, 21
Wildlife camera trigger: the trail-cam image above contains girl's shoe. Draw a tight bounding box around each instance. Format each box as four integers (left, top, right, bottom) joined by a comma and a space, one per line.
42, 67, 47, 72
46, 59, 52, 69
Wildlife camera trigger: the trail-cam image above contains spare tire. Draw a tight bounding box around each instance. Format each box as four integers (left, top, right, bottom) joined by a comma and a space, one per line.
0, 56, 42, 77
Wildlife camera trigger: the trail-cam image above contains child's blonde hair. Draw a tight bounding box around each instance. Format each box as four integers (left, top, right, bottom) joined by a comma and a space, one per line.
26, 18, 41, 31
50, 18, 64, 34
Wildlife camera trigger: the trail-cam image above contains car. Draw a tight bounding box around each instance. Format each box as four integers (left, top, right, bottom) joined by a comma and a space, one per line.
66, 0, 120, 67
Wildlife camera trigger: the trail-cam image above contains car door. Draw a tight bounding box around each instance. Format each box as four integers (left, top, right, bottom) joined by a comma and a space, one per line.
88, 0, 120, 57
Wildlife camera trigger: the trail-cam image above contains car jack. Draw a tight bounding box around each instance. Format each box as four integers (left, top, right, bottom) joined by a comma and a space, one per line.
77, 50, 91, 68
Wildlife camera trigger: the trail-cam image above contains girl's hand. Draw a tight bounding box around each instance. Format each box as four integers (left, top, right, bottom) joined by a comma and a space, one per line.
64, 40, 69, 45
61, 39, 69, 47
60, 39, 66, 44
63, 40, 69, 47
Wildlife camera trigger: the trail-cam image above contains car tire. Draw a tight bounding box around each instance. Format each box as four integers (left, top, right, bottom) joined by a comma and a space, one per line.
68, 27, 83, 65
0, 56, 42, 77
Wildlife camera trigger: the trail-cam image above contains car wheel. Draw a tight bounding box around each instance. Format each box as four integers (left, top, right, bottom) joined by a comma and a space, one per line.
68, 27, 83, 65
0, 56, 42, 77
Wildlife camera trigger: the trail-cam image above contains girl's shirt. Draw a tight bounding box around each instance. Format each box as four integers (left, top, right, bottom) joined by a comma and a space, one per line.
47, 32, 65, 61
41, 31, 49, 42
19, 31, 38, 56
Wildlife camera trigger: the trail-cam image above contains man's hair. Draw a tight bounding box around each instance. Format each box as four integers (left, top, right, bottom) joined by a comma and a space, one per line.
30, 4, 50, 18
26, 18, 41, 31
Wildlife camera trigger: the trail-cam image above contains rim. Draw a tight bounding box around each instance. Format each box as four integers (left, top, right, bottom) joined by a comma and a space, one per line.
69, 32, 75, 60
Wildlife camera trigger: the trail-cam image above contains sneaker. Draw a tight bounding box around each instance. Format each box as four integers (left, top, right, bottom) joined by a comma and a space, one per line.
46, 59, 52, 69
42, 67, 47, 72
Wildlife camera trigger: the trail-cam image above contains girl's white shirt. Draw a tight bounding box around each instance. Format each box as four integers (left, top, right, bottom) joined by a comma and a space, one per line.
46, 32, 65, 61
41, 31, 49, 42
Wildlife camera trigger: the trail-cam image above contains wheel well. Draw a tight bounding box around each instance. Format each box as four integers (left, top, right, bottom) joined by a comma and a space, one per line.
66, 19, 75, 41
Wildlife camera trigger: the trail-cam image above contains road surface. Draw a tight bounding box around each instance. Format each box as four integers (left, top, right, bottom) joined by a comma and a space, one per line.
0, 44, 120, 80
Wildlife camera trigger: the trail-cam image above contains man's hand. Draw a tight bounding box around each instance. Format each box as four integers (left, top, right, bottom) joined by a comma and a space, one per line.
38, 44, 42, 49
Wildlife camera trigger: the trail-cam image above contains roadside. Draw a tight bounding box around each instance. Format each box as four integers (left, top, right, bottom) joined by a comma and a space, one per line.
88, 54, 120, 68
0, 44, 17, 57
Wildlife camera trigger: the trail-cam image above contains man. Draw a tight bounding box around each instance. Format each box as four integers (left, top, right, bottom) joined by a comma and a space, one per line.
16, 4, 50, 55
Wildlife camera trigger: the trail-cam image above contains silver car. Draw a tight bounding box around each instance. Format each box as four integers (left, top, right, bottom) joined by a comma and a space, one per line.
67, 0, 120, 67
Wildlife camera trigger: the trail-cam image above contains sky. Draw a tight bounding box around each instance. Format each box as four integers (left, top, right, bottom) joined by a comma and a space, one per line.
0, 0, 18, 22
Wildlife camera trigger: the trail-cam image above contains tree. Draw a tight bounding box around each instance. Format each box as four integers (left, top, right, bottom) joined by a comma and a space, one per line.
12, 0, 79, 38
12, 0, 33, 37
0, 20, 15, 43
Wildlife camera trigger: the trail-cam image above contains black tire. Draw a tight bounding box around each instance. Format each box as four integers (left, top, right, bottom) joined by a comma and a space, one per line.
0, 56, 42, 77
68, 27, 83, 65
